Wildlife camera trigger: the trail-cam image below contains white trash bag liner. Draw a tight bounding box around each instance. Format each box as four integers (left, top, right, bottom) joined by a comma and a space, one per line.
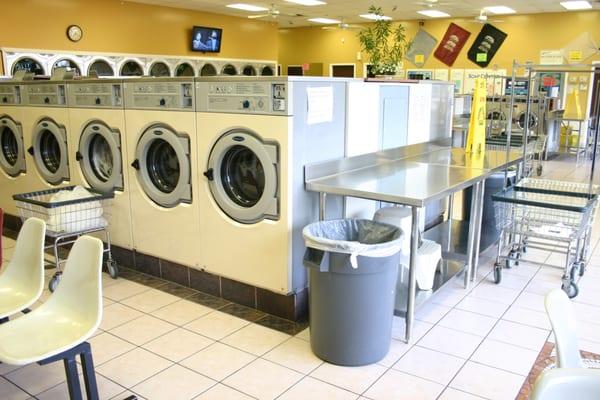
303, 219, 403, 269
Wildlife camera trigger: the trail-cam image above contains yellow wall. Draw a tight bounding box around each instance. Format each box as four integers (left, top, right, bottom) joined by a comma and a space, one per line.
0, 0, 278, 74
278, 11, 600, 77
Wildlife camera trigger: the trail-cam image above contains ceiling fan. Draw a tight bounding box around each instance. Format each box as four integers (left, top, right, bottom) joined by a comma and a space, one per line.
248, 3, 302, 19
322, 19, 362, 31
471, 9, 504, 24
413, 0, 453, 8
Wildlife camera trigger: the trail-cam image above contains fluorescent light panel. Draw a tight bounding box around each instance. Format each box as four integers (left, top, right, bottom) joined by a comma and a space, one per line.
226, 3, 268, 12
485, 6, 516, 14
308, 17, 340, 23
417, 9, 450, 18
359, 13, 392, 21
284, 0, 326, 5
560, 1, 592, 9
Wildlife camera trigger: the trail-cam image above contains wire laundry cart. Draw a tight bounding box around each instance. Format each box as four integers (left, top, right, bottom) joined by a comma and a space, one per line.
13, 186, 118, 291
487, 134, 546, 177
492, 178, 598, 297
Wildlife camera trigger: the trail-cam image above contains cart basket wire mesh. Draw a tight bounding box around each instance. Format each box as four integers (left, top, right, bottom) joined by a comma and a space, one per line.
13, 186, 114, 236
492, 186, 596, 241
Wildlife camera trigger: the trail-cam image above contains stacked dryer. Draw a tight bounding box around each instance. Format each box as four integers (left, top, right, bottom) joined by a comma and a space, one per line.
67, 79, 134, 250
21, 80, 72, 192
123, 77, 201, 268
0, 80, 27, 216
195, 76, 347, 294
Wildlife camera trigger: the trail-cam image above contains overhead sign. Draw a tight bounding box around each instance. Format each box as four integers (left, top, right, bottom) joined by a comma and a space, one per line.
540, 49, 563, 65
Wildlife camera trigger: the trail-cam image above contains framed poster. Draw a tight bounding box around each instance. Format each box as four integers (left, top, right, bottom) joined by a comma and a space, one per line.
434, 23, 471, 67
467, 24, 507, 68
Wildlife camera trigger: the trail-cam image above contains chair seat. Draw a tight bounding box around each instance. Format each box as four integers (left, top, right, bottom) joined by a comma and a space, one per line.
0, 304, 97, 365
0, 284, 40, 319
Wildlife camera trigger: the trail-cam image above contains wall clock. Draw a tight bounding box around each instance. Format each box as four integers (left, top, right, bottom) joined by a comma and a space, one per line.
67, 25, 83, 42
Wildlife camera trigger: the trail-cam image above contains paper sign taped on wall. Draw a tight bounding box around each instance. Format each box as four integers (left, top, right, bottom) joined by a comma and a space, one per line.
307, 86, 334, 125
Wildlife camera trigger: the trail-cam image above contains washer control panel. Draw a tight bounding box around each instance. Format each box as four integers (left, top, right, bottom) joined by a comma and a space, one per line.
124, 80, 194, 111
67, 81, 123, 108
0, 83, 22, 105
196, 80, 290, 115
24, 82, 67, 107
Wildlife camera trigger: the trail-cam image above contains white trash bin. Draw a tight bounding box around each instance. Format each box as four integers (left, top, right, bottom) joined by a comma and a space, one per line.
374, 206, 441, 290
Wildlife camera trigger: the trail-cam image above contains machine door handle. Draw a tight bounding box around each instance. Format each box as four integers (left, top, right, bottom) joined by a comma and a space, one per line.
159, 98, 166, 106
95, 97, 101, 105
44, 97, 50, 104
76, 151, 83, 161
131, 159, 140, 170
203, 168, 214, 181
27, 146, 34, 155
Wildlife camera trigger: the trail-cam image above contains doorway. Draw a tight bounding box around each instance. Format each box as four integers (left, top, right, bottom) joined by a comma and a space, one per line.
330, 64, 355, 78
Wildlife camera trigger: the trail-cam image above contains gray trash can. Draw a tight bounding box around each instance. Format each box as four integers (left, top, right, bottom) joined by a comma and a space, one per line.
303, 219, 403, 366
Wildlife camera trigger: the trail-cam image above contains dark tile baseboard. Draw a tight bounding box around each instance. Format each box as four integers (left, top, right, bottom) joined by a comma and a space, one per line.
2, 213, 309, 323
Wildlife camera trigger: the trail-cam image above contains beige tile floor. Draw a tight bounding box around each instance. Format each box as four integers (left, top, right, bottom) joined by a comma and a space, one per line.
1, 155, 600, 399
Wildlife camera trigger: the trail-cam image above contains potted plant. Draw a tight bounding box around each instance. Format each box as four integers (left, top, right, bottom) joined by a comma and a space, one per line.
358, 5, 407, 77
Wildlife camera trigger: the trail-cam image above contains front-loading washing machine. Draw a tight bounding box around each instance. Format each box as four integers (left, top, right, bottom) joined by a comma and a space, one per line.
486, 95, 507, 137
508, 96, 543, 137
0, 80, 27, 217
21, 80, 72, 193
195, 76, 347, 294
124, 77, 201, 268
67, 79, 134, 250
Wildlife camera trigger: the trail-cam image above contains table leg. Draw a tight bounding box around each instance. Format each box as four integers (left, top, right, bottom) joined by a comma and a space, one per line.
464, 182, 479, 288
405, 206, 421, 343
319, 192, 327, 221
471, 179, 486, 282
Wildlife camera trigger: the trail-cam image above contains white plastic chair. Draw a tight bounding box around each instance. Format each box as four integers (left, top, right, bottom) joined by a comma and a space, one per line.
532, 368, 600, 400
0, 217, 46, 321
0, 235, 104, 400
545, 288, 585, 368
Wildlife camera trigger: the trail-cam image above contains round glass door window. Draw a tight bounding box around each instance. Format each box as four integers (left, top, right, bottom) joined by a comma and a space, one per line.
52, 59, 81, 76
120, 61, 143, 76
1, 126, 19, 167
175, 63, 194, 77
222, 64, 238, 76
221, 145, 265, 207
150, 62, 170, 77
242, 65, 257, 76
12, 58, 45, 76
88, 60, 114, 77
40, 129, 61, 173
88, 134, 113, 182
261, 66, 274, 76
146, 139, 180, 194
200, 64, 217, 76
518, 113, 537, 130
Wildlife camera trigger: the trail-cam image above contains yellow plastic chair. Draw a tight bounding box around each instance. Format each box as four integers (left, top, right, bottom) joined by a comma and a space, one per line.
532, 368, 600, 400
0, 236, 103, 400
0, 217, 46, 322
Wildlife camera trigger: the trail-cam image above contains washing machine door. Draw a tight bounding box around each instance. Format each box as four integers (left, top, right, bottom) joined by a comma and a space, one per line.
486, 110, 506, 135
0, 116, 26, 177
133, 124, 191, 208
205, 129, 279, 224
30, 118, 69, 185
77, 121, 123, 193
517, 112, 538, 130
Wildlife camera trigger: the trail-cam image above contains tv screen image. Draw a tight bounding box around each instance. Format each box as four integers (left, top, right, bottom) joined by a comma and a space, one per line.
192, 26, 222, 53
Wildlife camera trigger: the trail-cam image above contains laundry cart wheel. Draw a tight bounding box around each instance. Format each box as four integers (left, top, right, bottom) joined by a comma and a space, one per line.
48, 272, 62, 292
562, 281, 579, 298
493, 264, 502, 284
107, 259, 119, 279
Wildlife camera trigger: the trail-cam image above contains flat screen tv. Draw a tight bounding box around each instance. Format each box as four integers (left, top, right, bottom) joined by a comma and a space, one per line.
191, 26, 222, 53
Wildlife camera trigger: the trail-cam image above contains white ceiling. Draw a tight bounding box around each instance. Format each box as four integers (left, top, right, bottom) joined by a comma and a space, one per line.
127, 0, 598, 26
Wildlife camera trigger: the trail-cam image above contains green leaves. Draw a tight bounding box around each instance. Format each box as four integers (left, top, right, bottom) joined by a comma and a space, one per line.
357, 5, 407, 75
